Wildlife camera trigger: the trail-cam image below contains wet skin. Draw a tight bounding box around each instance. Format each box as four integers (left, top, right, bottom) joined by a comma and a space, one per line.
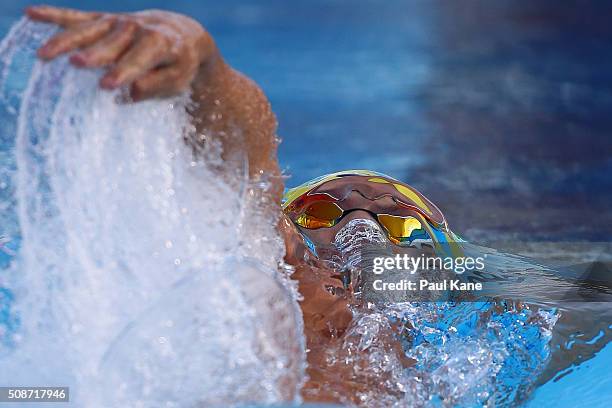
25, 5, 411, 404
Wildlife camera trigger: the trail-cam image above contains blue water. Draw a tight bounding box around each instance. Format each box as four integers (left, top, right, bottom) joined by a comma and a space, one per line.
1, 1, 611, 406
526, 341, 612, 407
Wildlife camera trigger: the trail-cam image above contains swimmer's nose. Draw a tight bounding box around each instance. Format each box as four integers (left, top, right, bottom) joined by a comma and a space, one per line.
336, 210, 377, 225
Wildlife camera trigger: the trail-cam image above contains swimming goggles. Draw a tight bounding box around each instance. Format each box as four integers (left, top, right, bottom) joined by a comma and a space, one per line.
282, 170, 464, 257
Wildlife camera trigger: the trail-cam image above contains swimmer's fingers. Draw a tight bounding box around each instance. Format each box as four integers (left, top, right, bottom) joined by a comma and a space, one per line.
38, 18, 115, 60
130, 66, 187, 100
70, 21, 137, 67
100, 31, 174, 89
25, 5, 101, 28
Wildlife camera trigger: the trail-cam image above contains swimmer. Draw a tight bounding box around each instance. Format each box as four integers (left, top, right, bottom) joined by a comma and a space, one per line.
279, 170, 468, 402
24, 5, 461, 405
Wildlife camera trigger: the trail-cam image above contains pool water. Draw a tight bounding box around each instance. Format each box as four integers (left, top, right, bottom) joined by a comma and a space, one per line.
1, 1, 611, 407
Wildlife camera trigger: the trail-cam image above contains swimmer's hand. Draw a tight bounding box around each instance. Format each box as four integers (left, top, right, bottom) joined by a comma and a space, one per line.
26, 5, 281, 194
26, 5, 217, 100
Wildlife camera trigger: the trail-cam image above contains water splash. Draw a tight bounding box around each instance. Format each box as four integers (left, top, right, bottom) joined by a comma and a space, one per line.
0, 19, 305, 407
310, 216, 560, 407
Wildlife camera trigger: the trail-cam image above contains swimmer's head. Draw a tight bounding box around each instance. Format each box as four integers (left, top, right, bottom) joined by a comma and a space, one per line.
282, 170, 464, 259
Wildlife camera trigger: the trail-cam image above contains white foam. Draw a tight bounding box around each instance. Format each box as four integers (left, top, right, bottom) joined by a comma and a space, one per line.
0, 19, 304, 407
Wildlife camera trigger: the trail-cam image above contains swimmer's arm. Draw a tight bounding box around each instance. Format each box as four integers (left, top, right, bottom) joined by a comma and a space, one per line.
26, 6, 282, 198
190, 58, 283, 199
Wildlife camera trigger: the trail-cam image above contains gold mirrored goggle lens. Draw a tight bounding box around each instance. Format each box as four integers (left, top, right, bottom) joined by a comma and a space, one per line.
376, 214, 424, 244
295, 201, 344, 229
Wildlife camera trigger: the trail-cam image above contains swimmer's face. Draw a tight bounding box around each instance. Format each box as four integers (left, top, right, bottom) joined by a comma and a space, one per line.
294, 193, 433, 260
